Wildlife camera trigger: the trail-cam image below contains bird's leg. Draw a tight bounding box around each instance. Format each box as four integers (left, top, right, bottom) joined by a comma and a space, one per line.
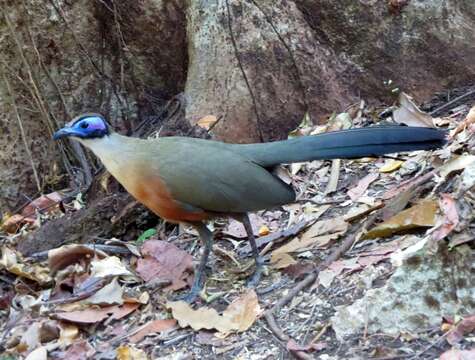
178, 222, 213, 303
240, 213, 264, 288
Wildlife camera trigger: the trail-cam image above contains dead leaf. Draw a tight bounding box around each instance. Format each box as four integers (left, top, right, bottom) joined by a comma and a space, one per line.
364, 200, 438, 239
324, 159, 340, 194
25, 347, 47, 360
0, 246, 51, 284
58, 323, 79, 346
196, 115, 218, 130
48, 244, 107, 275
451, 104, 475, 138
19, 322, 41, 352
90, 256, 132, 278
344, 203, 383, 221
393, 92, 435, 127
379, 159, 404, 173
271, 218, 348, 268
85, 278, 124, 305
167, 290, 260, 334
129, 319, 177, 343
347, 173, 379, 201
1, 214, 35, 233
136, 240, 193, 291
60, 340, 95, 360
432, 194, 459, 241
447, 315, 475, 345
438, 155, 475, 179
440, 348, 475, 360
22, 191, 63, 218
55, 303, 139, 324
116, 345, 148, 360
258, 225, 270, 236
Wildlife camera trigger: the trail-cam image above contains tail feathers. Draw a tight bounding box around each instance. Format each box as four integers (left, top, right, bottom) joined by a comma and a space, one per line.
234, 126, 447, 167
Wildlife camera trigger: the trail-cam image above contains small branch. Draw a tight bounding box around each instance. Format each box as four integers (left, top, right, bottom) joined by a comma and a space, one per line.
2, 73, 42, 193
430, 87, 475, 117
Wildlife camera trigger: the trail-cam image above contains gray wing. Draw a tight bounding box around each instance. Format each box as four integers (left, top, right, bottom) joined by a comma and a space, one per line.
152, 137, 295, 213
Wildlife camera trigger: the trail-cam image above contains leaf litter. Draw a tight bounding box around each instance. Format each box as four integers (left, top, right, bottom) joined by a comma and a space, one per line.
1, 91, 474, 359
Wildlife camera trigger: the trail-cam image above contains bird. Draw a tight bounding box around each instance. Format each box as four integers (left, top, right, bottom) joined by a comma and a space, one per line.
53, 113, 446, 302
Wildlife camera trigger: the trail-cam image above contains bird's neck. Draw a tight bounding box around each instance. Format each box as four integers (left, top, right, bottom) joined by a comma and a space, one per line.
78, 133, 139, 175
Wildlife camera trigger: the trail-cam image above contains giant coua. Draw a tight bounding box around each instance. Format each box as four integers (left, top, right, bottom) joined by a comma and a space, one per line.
54, 113, 446, 301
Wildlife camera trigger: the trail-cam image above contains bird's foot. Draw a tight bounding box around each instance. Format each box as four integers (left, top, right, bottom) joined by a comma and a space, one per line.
171, 283, 203, 303
246, 257, 264, 288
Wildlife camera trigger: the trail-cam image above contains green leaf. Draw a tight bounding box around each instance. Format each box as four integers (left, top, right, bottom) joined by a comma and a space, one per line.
136, 228, 157, 245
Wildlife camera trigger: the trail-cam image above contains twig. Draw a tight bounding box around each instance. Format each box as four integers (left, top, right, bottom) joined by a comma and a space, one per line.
1, 73, 42, 193
430, 87, 475, 116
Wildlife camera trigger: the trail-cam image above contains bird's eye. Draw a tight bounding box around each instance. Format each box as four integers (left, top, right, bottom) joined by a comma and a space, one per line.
80, 122, 89, 129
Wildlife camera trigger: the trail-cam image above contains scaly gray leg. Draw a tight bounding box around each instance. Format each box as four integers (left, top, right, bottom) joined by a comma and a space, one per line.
177, 222, 213, 303
240, 213, 264, 288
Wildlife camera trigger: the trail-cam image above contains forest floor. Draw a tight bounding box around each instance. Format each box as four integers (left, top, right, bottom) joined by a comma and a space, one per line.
0, 89, 474, 359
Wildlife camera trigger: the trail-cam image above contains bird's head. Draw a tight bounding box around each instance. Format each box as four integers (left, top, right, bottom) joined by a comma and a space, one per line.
53, 113, 110, 141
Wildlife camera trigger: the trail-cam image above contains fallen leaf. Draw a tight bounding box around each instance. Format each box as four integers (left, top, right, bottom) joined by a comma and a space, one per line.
451, 104, 475, 138
85, 278, 124, 305
438, 155, 475, 179
432, 194, 459, 241
58, 323, 79, 346
167, 290, 260, 334
60, 340, 95, 360
447, 315, 475, 345
25, 347, 47, 360
55, 303, 139, 324
343, 203, 383, 221
379, 159, 404, 173
136, 240, 193, 291
347, 173, 379, 201
19, 322, 41, 352
48, 244, 107, 274
90, 256, 132, 278
196, 115, 218, 130
324, 159, 340, 194
129, 319, 177, 343
116, 345, 148, 360
22, 191, 63, 218
440, 348, 475, 360
258, 225, 270, 236
0, 247, 51, 284
1, 214, 35, 233
364, 200, 438, 239
393, 92, 435, 127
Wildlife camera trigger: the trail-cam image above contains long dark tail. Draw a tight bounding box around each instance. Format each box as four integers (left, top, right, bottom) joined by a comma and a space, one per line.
233, 126, 447, 167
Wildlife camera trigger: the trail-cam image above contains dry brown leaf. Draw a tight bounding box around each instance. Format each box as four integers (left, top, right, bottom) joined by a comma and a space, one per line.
347, 173, 379, 201
167, 290, 260, 334
22, 191, 63, 218
48, 244, 107, 275
136, 240, 193, 291
59, 340, 95, 360
55, 303, 139, 324
432, 194, 459, 241
446, 315, 475, 345
271, 218, 347, 268
393, 92, 435, 127
129, 319, 177, 343
287, 338, 327, 352
0, 247, 51, 284
58, 323, 79, 346
451, 104, 475, 138
364, 200, 438, 239
196, 115, 218, 130
343, 203, 383, 221
440, 348, 475, 360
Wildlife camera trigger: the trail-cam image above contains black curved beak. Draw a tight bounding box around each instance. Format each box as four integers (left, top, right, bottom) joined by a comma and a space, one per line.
53, 127, 80, 140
